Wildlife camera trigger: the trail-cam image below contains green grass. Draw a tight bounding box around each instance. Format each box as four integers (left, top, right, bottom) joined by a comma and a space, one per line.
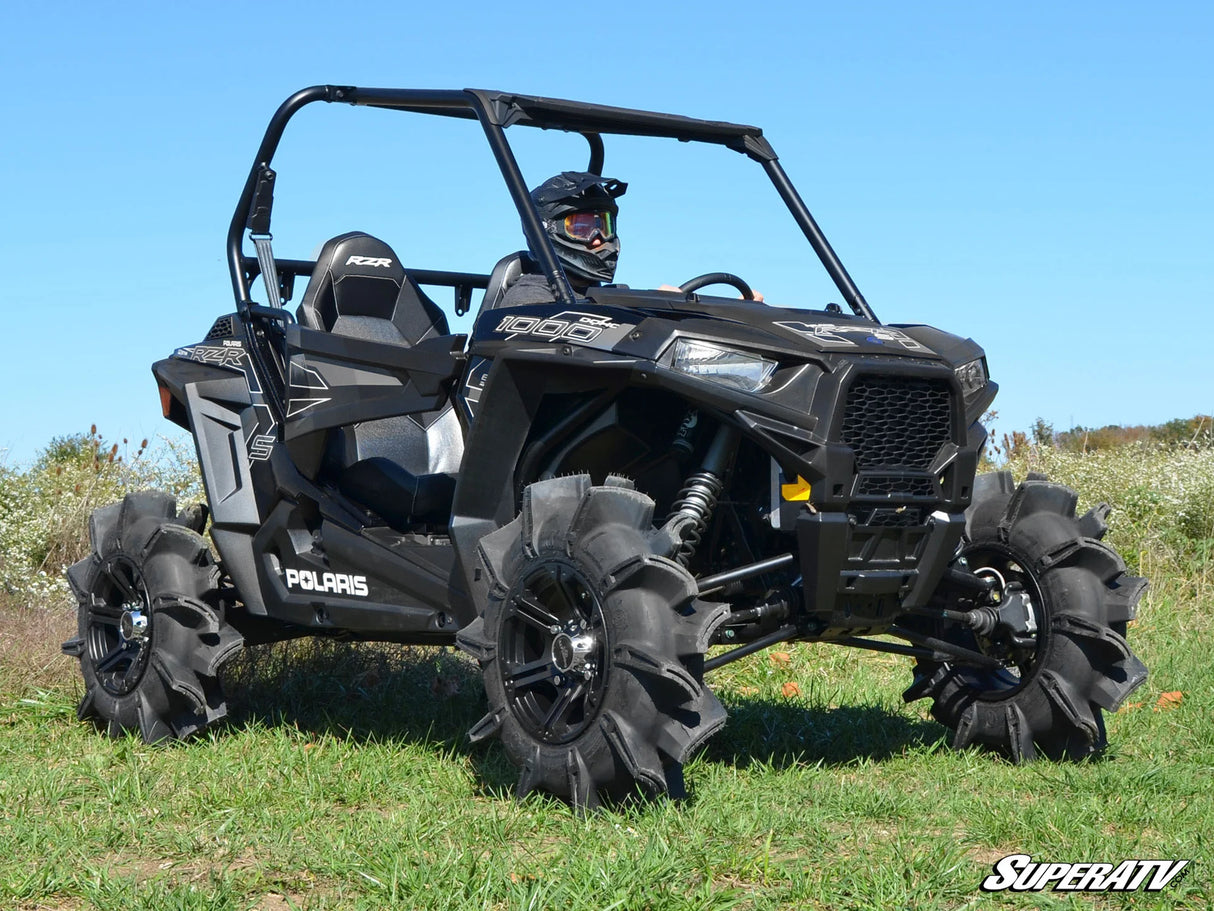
1, 563, 1209, 911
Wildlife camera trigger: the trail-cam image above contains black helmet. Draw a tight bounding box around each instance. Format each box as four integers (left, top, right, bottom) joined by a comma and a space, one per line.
530, 171, 627, 286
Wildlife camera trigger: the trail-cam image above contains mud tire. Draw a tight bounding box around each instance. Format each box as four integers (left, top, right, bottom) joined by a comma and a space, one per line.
904, 471, 1148, 760
457, 475, 728, 808
63, 490, 243, 742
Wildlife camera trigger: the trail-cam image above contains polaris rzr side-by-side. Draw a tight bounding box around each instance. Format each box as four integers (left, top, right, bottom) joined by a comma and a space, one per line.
63, 86, 1147, 808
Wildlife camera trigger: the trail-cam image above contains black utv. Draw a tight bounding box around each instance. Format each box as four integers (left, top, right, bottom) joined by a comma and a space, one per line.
63, 86, 1147, 808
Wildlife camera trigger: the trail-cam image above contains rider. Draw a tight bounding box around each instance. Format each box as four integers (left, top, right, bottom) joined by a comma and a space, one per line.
500, 170, 762, 306
500, 171, 627, 307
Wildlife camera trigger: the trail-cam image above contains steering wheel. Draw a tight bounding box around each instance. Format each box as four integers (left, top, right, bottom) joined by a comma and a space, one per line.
678, 272, 757, 300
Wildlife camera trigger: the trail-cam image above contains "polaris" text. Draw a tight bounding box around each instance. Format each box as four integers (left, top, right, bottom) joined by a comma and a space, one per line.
283, 568, 369, 597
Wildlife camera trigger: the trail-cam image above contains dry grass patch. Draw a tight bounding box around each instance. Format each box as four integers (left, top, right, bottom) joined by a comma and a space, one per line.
0, 597, 76, 697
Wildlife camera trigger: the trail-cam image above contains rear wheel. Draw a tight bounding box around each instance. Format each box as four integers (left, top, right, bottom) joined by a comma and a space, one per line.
63, 491, 243, 742
457, 475, 729, 808
904, 472, 1148, 760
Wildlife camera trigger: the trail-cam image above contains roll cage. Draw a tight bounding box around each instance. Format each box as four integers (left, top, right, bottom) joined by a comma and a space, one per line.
227, 85, 877, 322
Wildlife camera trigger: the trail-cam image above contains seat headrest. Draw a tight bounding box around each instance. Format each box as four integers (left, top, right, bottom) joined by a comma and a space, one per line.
297, 232, 450, 343
481, 251, 541, 312
297, 232, 406, 331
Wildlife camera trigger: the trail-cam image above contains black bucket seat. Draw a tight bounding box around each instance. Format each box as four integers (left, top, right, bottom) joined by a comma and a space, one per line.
295, 232, 463, 527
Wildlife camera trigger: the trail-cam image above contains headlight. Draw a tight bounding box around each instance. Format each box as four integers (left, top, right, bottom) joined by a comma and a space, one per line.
670, 339, 777, 393
955, 357, 988, 399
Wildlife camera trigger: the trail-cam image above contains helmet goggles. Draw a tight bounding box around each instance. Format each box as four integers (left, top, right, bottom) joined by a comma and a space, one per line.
562, 210, 615, 243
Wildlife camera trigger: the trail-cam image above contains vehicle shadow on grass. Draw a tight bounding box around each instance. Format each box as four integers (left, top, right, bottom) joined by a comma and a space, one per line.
220, 640, 517, 794
219, 641, 947, 798
706, 694, 946, 770
221, 640, 484, 747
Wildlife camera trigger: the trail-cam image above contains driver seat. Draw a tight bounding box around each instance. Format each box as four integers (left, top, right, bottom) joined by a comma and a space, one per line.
480, 250, 541, 312
295, 232, 462, 527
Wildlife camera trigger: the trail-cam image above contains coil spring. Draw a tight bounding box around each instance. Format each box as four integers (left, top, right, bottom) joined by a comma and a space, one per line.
668, 470, 724, 566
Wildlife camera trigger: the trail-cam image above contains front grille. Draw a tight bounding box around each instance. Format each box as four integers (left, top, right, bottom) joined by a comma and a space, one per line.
855, 475, 937, 498
858, 506, 925, 527
841, 376, 953, 470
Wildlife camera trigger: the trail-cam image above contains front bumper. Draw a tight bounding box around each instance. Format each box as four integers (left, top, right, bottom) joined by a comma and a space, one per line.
795, 507, 966, 638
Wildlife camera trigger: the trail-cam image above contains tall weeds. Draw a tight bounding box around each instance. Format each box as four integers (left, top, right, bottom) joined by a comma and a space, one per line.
1003, 440, 1214, 605
0, 427, 201, 606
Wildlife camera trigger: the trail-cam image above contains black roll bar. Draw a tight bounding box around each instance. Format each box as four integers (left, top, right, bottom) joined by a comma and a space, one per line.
226, 86, 341, 306
227, 85, 877, 321
762, 159, 874, 320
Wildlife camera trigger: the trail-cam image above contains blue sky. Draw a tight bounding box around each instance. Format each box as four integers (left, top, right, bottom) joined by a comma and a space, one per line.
1, 1, 1210, 465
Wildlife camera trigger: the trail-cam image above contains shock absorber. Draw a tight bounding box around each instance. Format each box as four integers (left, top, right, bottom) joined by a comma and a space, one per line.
666, 423, 740, 566
671, 408, 701, 459
669, 472, 723, 566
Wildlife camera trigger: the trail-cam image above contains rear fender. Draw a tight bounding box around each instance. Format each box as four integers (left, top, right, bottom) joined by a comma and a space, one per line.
152, 353, 271, 613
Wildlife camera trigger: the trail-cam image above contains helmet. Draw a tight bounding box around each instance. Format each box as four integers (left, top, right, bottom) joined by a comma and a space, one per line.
530, 171, 627, 286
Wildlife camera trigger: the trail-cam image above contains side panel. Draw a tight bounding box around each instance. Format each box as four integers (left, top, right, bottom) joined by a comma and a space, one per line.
283, 325, 465, 439
248, 502, 462, 639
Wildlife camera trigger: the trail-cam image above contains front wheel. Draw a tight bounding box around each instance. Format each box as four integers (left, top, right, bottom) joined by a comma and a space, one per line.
904, 472, 1148, 760
457, 475, 729, 808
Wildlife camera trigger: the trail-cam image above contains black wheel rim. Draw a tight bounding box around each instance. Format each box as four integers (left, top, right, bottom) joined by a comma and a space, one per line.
499, 560, 609, 744
953, 542, 1049, 699
86, 555, 153, 697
